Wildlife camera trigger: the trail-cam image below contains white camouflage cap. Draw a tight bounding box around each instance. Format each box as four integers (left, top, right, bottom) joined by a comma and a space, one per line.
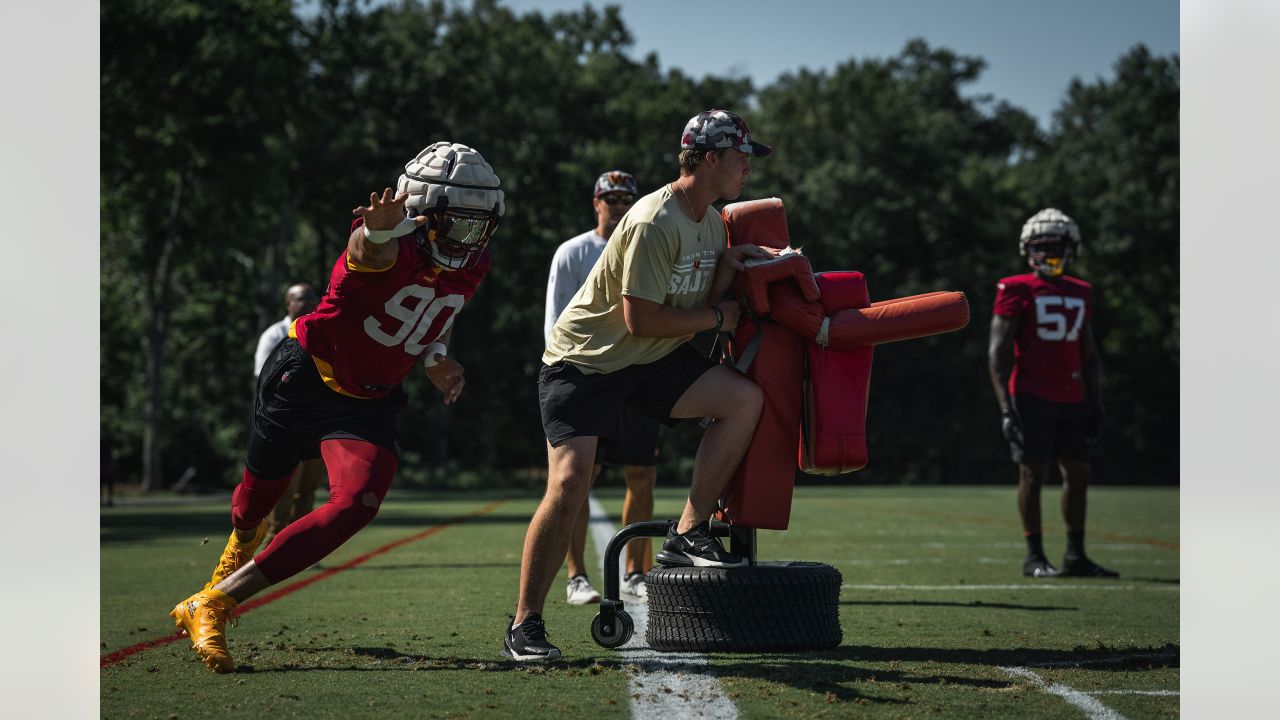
680, 109, 773, 157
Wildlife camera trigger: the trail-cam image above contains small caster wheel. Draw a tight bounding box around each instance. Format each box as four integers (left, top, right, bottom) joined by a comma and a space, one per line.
591, 609, 634, 648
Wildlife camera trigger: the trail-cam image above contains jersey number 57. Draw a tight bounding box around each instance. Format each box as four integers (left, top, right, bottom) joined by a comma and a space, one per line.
1034, 295, 1086, 342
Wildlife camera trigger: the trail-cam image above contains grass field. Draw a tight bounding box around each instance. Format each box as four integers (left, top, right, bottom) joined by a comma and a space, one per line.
101, 484, 1178, 719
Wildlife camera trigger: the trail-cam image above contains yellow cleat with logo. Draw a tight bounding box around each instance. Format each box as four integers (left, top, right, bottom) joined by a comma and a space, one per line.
170, 588, 239, 673
204, 522, 267, 591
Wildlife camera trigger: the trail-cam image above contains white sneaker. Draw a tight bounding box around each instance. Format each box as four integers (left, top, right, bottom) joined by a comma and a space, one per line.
566, 575, 601, 605
621, 572, 648, 600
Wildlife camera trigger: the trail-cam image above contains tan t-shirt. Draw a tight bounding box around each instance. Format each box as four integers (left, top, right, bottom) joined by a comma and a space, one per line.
543, 184, 725, 374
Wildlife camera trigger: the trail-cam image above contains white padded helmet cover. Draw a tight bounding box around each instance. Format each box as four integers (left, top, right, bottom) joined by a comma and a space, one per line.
397, 141, 505, 216
1020, 207, 1081, 247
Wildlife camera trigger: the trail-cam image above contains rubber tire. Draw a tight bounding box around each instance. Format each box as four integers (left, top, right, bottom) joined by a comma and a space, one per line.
645, 561, 842, 652
591, 609, 634, 649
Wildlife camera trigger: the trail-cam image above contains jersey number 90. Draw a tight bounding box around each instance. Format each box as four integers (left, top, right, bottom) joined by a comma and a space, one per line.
364, 284, 464, 354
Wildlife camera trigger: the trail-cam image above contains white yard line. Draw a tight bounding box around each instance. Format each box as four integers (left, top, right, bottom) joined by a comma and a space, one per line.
1087, 690, 1179, 696
587, 494, 738, 720
1000, 666, 1127, 720
843, 583, 1178, 592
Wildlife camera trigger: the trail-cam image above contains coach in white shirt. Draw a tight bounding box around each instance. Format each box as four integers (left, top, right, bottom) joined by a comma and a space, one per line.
254, 284, 319, 378
543, 170, 659, 604
253, 283, 325, 543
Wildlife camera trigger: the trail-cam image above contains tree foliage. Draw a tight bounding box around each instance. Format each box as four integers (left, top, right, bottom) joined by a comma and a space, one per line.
100, 1, 1178, 489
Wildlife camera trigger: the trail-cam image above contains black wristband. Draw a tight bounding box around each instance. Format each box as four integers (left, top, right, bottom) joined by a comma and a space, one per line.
710, 305, 724, 332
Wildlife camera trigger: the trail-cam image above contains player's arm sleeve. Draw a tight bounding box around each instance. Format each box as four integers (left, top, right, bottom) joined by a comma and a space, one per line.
253, 329, 275, 378
992, 280, 1027, 317
544, 246, 577, 345
621, 222, 676, 304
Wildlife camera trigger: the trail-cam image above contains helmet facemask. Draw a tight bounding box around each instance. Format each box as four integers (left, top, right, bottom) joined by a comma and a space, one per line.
411, 201, 500, 271
1022, 235, 1074, 278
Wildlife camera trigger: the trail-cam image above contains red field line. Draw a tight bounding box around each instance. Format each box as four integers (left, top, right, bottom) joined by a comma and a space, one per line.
101, 499, 508, 668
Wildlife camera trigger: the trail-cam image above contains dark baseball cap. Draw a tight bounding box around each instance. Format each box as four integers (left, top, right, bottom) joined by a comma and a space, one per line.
680, 109, 773, 157
593, 170, 639, 198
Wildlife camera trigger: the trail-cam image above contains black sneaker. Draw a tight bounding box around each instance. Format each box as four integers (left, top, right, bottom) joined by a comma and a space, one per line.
1022, 555, 1061, 578
656, 524, 748, 568
1060, 554, 1119, 578
502, 613, 561, 661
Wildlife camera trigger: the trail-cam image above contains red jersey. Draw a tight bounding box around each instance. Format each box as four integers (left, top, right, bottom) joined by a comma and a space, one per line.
294, 222, 491, 398
992, 273, 1092, 403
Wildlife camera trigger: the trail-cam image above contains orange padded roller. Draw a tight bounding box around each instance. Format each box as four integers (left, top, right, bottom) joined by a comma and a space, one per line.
824, 291, 970, 350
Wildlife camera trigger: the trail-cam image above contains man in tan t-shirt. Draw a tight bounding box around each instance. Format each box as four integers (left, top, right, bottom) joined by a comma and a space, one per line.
505, 109, 778, 661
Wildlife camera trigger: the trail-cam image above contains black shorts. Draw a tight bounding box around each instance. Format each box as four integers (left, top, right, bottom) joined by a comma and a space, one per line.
246, 338, 406, 479
1010, 393, 1089, 465
597, 407, 661, 467
538, 343, 717, 449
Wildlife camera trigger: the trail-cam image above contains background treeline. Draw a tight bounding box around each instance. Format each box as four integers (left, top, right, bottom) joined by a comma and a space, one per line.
100, 0, 1179, 491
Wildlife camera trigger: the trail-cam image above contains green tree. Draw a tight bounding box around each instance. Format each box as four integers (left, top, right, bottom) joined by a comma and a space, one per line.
102, 0, 304, 489
1018, 45, 1180, 482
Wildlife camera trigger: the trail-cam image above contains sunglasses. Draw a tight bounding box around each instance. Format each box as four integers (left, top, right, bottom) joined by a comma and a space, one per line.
599, 194, 637, 206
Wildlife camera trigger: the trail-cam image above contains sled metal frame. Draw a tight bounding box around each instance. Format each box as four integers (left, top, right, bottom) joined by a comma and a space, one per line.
593, 520, 756, 646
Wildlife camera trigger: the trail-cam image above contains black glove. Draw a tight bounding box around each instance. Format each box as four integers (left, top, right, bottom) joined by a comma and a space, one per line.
1001, 408, 1025, 447
1085, 404, 1105, 444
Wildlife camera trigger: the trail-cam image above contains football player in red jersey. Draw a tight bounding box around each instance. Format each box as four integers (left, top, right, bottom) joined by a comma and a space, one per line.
988, 208, 1118, 579
169, 142, 503, 673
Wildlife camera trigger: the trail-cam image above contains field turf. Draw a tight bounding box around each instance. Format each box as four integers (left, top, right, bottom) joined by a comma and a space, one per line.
101, 485, 1178, 718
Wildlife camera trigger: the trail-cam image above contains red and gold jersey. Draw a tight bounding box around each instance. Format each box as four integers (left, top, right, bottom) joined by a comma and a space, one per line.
293, 221, 491, 398
993, 273, 1092, 404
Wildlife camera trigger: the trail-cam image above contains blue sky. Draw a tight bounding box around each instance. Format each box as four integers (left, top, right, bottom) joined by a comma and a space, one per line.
496, 0, 1179, 129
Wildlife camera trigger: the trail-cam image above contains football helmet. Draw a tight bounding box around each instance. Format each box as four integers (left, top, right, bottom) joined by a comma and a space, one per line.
1019, 208, 1080, 278
397, 142, 504, 270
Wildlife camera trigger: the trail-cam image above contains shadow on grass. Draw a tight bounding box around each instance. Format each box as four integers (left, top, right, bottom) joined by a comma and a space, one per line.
840, 599, 1077, 612
225, 642, 1176, 707
235, 646, 613, 674
1123, 576, 1180, 585
690, 642, 1178, 703
807, 643, 1180, 670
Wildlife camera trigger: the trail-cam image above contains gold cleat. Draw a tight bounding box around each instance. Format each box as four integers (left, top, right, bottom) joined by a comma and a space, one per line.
204, 522, 267, 590
169, 588, 239, 673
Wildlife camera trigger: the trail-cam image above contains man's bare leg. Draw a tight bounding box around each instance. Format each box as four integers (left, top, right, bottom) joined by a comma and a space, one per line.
214, 560, 272, 602
563, 464, 602, 578
1059, 457, 1089, 534
292, 458, 326, 517
622, 465, 656, 574
1017, 463, 1049, 536
668, 366, 763, 533
1018, 462, 1058, 576
515, 437, 598, 624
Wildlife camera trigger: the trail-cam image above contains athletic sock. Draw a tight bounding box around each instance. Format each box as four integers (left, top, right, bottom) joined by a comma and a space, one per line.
1066, 531, 1085, 558
1024, 531, 1046, 559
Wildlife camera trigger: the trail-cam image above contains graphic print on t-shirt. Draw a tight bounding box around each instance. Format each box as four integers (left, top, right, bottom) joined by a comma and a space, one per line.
666, 250, 718, 297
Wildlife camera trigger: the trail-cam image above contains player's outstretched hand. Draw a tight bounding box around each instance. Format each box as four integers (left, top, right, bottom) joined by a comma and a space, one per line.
722, 244, 780, 271
426, 355, 466, 405
352, 188, 427, 232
